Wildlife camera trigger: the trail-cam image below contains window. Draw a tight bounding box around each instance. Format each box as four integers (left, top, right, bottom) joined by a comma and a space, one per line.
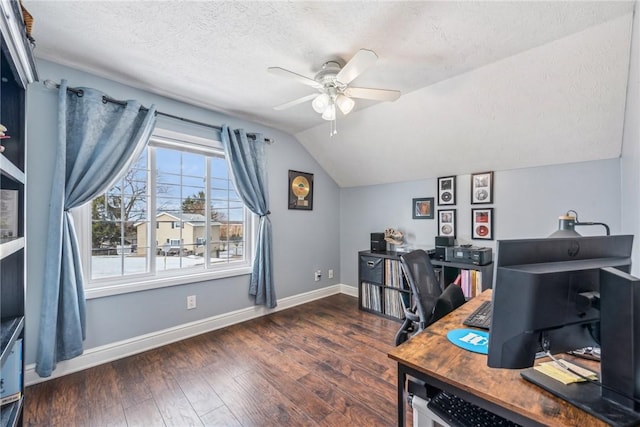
78, 129, 254, 297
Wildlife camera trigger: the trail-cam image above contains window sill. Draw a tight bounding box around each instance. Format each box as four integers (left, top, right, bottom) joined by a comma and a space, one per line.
85, 266, 252, 299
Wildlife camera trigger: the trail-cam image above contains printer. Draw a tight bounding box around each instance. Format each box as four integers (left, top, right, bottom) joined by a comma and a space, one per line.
445, 246, 492, 266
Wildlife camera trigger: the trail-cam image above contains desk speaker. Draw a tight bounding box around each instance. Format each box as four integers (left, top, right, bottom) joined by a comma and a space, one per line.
371, 232, 386, 252
435, 236, 455, 260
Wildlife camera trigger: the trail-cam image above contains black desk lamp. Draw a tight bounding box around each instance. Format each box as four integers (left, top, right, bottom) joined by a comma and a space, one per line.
549, 210, 610, 238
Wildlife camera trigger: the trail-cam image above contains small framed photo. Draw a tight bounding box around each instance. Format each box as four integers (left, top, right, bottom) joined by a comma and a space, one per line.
413, 197, 435, 219
471, 171, 493, 204
288, 170, 314, 210
438, 209, 456, 238
472, 208, 494, 240
437, 176, 456, 206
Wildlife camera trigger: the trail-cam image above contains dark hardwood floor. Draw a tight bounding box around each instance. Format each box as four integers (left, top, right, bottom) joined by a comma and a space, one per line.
24, 294, 410, 426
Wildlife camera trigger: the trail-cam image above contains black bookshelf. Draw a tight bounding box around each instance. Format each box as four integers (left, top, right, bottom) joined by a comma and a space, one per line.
358, 251, 410, 321
0, 1, 37, 425
357, 250, 494, 321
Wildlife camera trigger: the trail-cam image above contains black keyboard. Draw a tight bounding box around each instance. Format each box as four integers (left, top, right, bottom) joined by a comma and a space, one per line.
427, 391, 521, 427
463, 300, 492, 330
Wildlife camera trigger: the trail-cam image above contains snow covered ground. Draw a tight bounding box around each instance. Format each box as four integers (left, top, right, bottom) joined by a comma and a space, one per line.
91, 254, 235, 278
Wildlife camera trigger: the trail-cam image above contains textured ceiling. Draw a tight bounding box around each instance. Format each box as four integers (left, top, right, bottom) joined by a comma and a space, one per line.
23, 1, 636, 187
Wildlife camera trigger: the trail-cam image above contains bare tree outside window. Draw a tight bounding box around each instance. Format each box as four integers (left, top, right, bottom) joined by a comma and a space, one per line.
86, 141, 250, 284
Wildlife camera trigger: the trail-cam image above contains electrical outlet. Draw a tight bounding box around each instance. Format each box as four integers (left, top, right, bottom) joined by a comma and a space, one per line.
314, 270, 322, 281
328, 269, 334, 279
187, 295, 197, 310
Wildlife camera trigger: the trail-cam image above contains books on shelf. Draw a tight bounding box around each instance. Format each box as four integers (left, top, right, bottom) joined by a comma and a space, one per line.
454, 269, 484, 298
384, 259, 405, 289
360, 280, 407, 320
384, 288, 406, 319
361, 282, 382, 312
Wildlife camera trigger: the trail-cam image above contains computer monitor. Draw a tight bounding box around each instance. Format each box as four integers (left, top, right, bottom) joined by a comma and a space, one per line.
487, 235, 640, 424
487, 235, 633, 369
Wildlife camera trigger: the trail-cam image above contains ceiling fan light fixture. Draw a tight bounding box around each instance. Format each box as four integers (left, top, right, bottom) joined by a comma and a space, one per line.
312, 93, 330, 114
336, 94, 355, 115
322, 103, 336, 121
269, 48, 400, 137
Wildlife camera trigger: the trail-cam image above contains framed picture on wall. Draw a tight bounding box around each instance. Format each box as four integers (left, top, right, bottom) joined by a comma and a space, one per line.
288, 170, 314, 210
437, 176, 456, 206
472, 208, 494, 240
471, 171, 493, 204
413, 197, 435, 219
438, 209, 456, 238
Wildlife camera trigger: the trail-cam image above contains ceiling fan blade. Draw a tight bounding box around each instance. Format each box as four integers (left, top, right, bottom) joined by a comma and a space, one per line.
268, 67, 322, 89
273, 93, 318, 110
344, 87, 401, 102
336, 49, 378, 85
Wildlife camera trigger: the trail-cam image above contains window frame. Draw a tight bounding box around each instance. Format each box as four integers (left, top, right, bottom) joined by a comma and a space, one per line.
75, 128, 255, 299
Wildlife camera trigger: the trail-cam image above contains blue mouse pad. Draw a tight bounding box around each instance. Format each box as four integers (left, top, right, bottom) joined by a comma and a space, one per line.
446, 328, 489, 354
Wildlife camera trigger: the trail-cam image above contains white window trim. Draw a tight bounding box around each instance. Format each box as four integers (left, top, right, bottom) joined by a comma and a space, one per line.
74, 127, 256, 300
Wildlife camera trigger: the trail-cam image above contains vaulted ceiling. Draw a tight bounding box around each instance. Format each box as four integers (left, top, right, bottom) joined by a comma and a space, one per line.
23, 1, 636, 187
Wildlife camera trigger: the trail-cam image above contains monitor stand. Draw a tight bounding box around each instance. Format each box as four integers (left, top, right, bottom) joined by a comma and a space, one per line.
521, 368, 640, 427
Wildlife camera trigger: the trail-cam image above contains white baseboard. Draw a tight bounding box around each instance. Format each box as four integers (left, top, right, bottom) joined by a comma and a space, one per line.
26, 284, 356, 386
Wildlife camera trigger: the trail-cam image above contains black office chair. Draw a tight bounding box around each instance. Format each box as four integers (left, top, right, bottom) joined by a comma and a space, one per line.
394, 249, 468, 415
394, 249, 466, 346
395, 252, 513, 426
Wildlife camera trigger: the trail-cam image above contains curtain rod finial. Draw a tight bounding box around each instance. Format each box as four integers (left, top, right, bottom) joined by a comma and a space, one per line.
43, 79, 58, 90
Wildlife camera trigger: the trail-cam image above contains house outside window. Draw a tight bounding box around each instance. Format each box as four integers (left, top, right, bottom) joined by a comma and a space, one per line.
76, 129, 255, 298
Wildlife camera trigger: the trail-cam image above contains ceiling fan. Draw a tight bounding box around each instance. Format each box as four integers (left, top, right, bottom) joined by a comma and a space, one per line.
268, 49, 401, 136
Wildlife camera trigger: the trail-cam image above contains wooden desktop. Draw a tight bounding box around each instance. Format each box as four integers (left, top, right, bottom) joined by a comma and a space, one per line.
388, 290, 607, 427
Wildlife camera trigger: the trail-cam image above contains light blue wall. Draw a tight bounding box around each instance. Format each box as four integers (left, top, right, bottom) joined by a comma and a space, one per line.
621, 1, 640, 276
340, 159, 624, 288
25, 60, 341, 363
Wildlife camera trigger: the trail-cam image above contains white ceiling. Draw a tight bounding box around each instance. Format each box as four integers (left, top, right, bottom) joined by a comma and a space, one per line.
23, 1, 636, 187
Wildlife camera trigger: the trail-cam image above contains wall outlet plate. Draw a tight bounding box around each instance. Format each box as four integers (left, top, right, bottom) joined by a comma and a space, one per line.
187, 295, 197, 310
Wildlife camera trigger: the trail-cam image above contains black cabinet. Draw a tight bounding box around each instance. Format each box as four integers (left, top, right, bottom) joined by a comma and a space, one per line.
358, 251, 409, 321
358, 250, 494, 321
0, 1, 37, 425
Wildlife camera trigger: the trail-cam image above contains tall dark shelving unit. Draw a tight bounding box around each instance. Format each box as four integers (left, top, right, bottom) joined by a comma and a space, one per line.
1, 1, 38, 426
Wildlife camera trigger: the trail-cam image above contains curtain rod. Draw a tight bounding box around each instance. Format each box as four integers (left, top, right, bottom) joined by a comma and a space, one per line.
43, 80, 274, 144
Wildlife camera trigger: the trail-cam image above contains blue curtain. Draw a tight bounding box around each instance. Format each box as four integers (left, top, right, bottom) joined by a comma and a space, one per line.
221, 126, 275, 308
35, 80, 157, 377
